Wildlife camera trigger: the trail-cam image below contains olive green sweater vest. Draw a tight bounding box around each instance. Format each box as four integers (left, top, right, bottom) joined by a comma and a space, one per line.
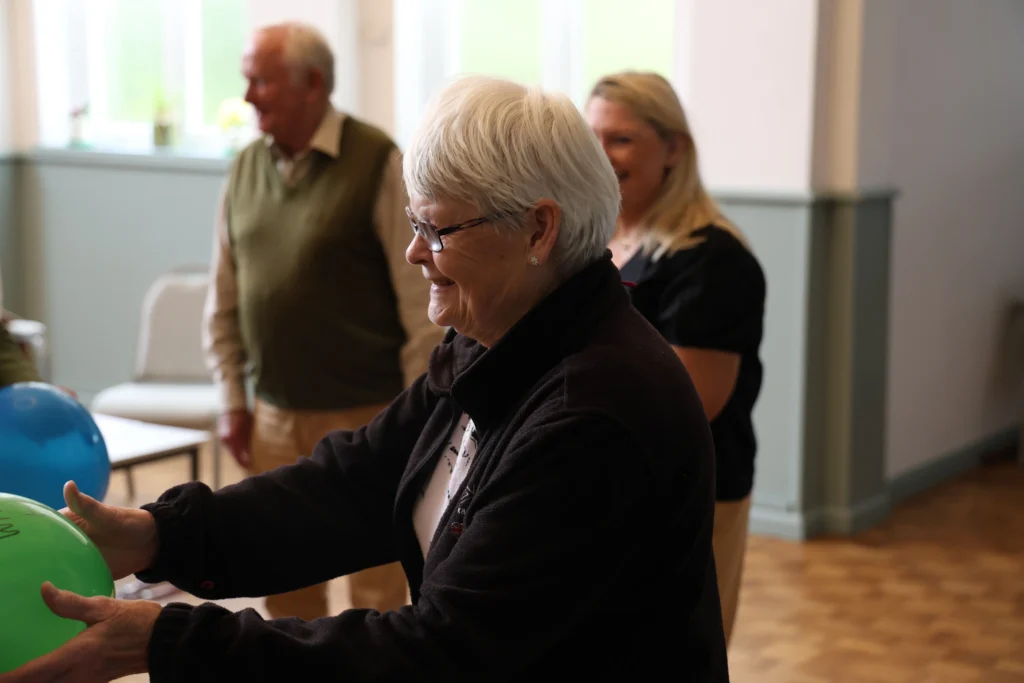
226, 117, 405, 411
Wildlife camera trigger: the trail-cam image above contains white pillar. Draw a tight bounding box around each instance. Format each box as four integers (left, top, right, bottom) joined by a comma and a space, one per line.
393, 0, 456, 148
357, 0, 394, 134
9, 0, 42, 150
688, 0, 820, 192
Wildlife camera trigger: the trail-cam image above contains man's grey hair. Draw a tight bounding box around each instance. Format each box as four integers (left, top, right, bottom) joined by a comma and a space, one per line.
403, 75, 620, 275
270, 22, 335, 96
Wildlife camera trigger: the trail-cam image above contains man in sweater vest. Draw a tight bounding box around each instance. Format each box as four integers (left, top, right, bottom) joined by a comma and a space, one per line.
202, 22, 443, 621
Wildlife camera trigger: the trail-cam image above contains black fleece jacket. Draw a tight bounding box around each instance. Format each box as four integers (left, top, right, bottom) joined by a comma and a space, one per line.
137, 251, 730, 682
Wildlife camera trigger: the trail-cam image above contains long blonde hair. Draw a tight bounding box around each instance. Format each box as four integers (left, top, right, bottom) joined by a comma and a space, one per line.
588, 71, 747, 259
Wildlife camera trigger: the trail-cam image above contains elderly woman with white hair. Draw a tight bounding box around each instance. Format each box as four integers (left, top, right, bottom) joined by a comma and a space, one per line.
0, 76, 729, 682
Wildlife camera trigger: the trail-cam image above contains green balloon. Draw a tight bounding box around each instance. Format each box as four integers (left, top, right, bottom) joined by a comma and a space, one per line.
0, 493, 115, 673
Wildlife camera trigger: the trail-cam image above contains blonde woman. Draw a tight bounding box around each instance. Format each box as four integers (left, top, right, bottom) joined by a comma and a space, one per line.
587, 71, 766, 645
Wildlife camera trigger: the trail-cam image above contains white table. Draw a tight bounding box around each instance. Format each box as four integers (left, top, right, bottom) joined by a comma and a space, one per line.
93, 413, 210, 499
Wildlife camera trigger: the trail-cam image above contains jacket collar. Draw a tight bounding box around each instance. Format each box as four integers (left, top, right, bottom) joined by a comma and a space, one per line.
427, 251, 628, 429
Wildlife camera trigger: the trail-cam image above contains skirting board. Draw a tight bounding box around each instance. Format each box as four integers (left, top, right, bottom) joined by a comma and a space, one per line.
748, 505, 820, 541
888, 426, 1018, 505
817, 493, 891, 535
750, 425, 1019, 541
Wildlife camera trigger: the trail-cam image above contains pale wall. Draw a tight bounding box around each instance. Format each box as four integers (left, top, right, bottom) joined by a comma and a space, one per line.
688, 0, 819, 193
882, 0, 1024, 477
359, 0, 394, 135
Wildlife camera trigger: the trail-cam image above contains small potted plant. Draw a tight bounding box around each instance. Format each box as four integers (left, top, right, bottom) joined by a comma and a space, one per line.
153, 93, 175, 148
69, 103, 89, 147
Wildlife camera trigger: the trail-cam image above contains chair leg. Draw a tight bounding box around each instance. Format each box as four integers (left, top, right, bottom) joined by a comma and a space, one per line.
125, 467, 136, 502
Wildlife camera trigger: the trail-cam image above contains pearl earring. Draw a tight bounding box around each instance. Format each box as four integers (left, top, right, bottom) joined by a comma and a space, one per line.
529, 255, 540, 266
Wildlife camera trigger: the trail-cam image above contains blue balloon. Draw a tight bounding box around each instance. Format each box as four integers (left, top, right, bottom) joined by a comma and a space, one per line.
0, 382, 110, 510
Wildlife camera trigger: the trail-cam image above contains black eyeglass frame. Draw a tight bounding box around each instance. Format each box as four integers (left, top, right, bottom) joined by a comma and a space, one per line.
405, 206, 518, 253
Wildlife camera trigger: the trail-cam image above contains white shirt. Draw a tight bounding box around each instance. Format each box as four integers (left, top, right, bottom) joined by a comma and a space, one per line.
412, 413, 479, 559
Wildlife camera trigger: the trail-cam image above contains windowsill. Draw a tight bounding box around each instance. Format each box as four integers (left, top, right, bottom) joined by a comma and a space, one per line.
24, 143, 235, 174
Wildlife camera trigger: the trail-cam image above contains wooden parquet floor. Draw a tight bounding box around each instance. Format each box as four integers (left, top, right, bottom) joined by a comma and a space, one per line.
107, 450, 1024, 682
729, 459, 1024, 682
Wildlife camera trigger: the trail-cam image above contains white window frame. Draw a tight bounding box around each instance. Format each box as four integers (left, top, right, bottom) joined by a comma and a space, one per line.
393, 0, 694, 149
393, 0, 460, 150
33, 0, 246, 154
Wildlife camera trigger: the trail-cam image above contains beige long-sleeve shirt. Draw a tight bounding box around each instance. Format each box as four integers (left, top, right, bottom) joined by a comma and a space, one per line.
202, 107, 442, 412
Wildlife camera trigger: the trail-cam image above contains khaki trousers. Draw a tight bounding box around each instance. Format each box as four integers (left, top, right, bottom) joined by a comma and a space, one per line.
250, 399, 410, 621
712, 495, 752, 645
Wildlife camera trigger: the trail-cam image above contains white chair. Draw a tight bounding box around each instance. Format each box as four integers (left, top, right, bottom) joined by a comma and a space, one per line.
91, 269, 222, 494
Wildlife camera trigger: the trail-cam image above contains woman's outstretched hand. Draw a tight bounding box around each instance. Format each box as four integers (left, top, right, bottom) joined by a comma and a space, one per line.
60, 481, 160, 581
0, 583, 160, 682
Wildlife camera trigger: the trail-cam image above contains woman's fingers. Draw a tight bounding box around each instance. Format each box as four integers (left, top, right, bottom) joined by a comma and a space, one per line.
62, 481, 112, 528
41, 582, 114, 626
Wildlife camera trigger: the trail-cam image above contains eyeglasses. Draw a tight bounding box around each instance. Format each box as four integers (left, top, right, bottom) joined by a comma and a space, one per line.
405, 206, 512, 253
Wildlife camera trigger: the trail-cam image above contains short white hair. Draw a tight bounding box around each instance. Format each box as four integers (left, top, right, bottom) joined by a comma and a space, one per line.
403, 75, 620, 274
267, 22, 335, 95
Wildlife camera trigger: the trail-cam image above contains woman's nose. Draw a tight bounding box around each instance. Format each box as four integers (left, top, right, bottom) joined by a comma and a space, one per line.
406, 231, 432, 266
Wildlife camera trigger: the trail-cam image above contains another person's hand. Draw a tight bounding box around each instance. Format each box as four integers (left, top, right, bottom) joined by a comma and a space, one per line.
61, 481, 159, 581
219, 408, 254, 468
0, 583, 160, 683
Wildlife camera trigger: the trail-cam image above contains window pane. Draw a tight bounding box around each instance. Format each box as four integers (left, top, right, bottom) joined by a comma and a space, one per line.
459, 0, 543, 85
202, 0, 248, 126
104, 0, 164, 122
580, 0, 675, 100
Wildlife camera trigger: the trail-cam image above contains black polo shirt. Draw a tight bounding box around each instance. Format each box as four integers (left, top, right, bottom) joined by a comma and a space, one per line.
620, 225, 766, 501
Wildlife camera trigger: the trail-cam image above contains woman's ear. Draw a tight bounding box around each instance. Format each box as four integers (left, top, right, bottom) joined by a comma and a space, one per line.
665, 132, 688, 170
527, 199, 561, 265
